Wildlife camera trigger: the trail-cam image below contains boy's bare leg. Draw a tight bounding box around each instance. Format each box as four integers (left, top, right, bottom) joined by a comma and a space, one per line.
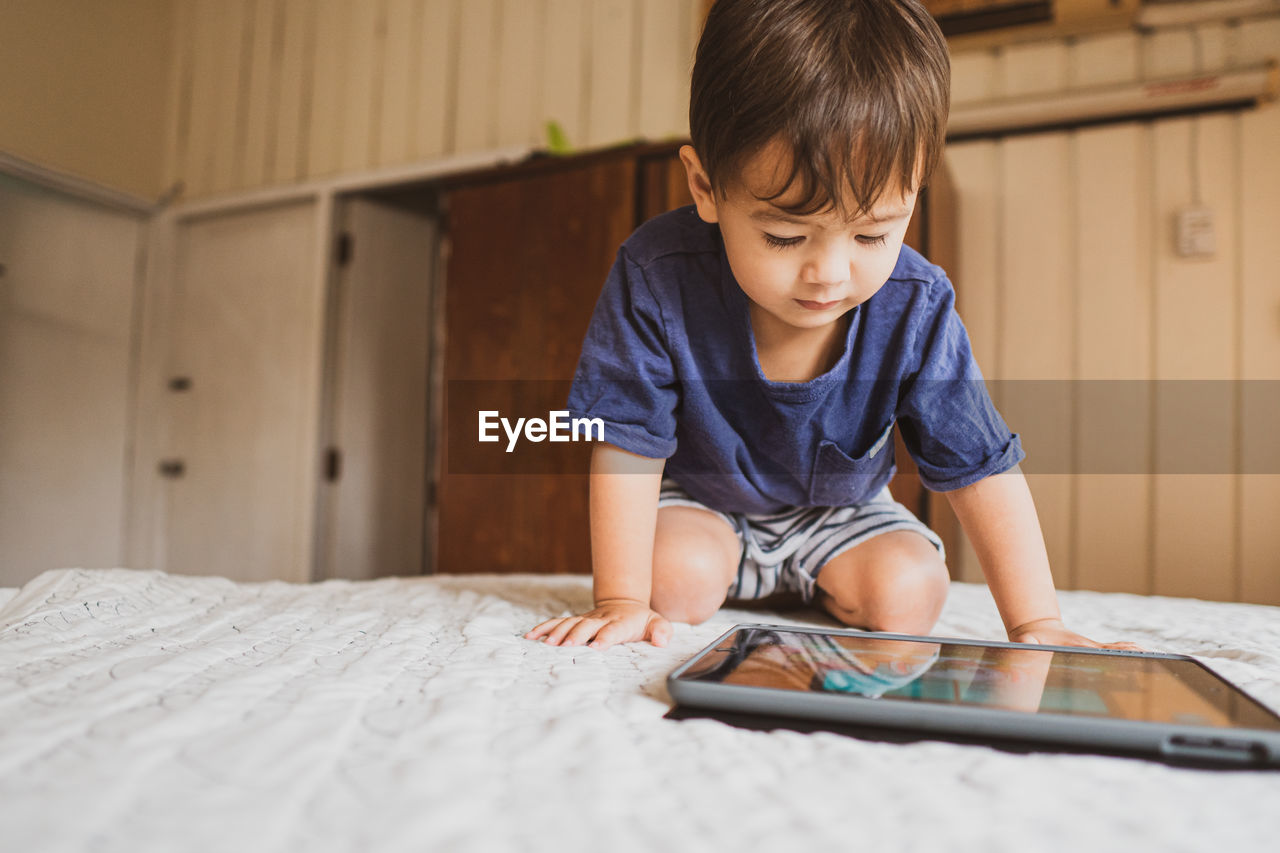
650, 506, 740, 625
813, 531, 949, 636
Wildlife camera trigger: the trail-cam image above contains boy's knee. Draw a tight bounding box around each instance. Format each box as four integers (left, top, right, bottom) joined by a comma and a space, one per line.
650, 548, 732, 625
877, 558, 949, 634
651, 595, 721, 626
818, 538, 948, 635
651, 508, 738, 624
650, 543, 737, 624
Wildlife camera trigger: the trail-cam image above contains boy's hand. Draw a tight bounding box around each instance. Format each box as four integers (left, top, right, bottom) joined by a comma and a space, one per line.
1008, 617, 1146, 652
524, 598, 673, 651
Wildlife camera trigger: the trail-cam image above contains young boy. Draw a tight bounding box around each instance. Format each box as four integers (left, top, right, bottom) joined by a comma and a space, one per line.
526, 0, 1139, 653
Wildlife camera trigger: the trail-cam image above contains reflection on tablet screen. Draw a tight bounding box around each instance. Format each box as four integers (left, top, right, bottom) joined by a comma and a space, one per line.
681, 628, 1280, 730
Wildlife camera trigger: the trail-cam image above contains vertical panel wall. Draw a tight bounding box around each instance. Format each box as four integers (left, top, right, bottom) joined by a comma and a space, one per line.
945, 14, 1280, 604
0, 0, 173, 199
157, 4, 1280, 604
164, 0, 701, 199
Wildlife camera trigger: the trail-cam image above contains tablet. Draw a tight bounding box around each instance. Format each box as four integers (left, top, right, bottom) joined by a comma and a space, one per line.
667, 624, 1280, 767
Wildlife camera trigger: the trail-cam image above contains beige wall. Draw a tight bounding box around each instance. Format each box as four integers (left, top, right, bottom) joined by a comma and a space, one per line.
161, 0, 702, 200
0, 0, 174, 199
944, 14, 1280, 604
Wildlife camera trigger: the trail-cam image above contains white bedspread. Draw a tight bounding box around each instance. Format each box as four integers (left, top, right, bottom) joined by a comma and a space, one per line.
1, 568, 1278, 853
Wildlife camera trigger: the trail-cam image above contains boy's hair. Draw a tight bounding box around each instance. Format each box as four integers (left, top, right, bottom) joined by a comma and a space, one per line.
689, 0, 950, 218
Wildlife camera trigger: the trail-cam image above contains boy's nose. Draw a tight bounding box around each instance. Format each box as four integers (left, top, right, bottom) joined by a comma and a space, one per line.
801, 247, 851, 288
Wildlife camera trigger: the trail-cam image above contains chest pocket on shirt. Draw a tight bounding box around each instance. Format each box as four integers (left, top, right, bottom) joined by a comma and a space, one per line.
808, 420, 896, 506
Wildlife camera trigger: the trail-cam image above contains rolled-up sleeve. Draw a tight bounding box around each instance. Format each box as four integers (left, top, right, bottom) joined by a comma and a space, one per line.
896, 277, 1024, 491
566, 248, 679, 459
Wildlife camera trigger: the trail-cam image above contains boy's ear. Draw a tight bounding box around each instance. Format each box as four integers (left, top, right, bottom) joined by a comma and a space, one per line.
679, 145, 720, 224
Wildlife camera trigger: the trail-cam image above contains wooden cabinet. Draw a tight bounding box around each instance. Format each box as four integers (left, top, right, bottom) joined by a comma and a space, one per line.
436, 146, 687, 575
434, 143, 955, 576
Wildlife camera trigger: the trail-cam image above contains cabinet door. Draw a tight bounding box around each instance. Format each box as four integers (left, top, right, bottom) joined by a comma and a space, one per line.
159, 201, 324, 582
319, 197, 437, 581
439, 158, 636, 574
0, 175, 144, 587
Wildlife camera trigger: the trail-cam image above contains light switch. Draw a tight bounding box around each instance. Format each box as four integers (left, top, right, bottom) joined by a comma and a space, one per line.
1176, 207, 1216, 258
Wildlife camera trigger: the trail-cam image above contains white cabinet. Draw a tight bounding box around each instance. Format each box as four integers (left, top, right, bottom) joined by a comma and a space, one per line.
0, 172, 146, 587
126, 190, 441, 584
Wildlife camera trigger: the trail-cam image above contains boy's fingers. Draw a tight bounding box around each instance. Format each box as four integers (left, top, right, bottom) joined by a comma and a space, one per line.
588, 621, 631, 651
523, 618, 564, 640
543, 617, 584, 646
648, 616, 673, 647
562, 617, 608, 647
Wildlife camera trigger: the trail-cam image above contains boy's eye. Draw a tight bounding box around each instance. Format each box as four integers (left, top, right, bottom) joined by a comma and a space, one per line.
763, 232, 804, 250
763, 232, 887, 249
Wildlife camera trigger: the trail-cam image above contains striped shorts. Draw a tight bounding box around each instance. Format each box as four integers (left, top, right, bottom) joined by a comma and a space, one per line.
657, 478, 945, 604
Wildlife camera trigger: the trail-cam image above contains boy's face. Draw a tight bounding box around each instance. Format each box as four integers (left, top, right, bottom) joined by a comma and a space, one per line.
681, 141, 918, 334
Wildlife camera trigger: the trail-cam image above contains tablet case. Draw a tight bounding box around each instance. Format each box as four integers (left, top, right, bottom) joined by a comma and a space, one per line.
667, 624, 1280, 770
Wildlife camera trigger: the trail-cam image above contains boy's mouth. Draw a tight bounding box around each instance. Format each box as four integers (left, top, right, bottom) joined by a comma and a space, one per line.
794, 298, 842, 311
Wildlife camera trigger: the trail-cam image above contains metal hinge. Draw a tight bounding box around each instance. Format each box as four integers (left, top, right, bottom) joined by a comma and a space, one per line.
325, 448, 342, 482
335, 232, 353, 267
158, 459, 186, 479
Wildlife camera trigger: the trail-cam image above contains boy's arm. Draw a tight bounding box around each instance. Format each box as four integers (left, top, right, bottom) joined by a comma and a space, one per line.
523, 443, 672, 650
945, 466, 1143, 650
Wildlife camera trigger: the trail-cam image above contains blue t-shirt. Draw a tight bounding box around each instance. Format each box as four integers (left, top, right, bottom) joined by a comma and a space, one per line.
566, 206, 1023, 514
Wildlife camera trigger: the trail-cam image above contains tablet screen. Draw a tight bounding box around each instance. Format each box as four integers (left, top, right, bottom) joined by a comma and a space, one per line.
678, 627, 1280, 730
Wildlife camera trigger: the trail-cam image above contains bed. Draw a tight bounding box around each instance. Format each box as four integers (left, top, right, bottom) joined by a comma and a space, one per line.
2, 567, 1278, 852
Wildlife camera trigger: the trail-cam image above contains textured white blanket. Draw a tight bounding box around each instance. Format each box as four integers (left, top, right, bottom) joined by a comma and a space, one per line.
1, 568, 1278, 853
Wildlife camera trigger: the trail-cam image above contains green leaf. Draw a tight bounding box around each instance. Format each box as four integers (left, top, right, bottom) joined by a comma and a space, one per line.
544, 120, 572, 155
